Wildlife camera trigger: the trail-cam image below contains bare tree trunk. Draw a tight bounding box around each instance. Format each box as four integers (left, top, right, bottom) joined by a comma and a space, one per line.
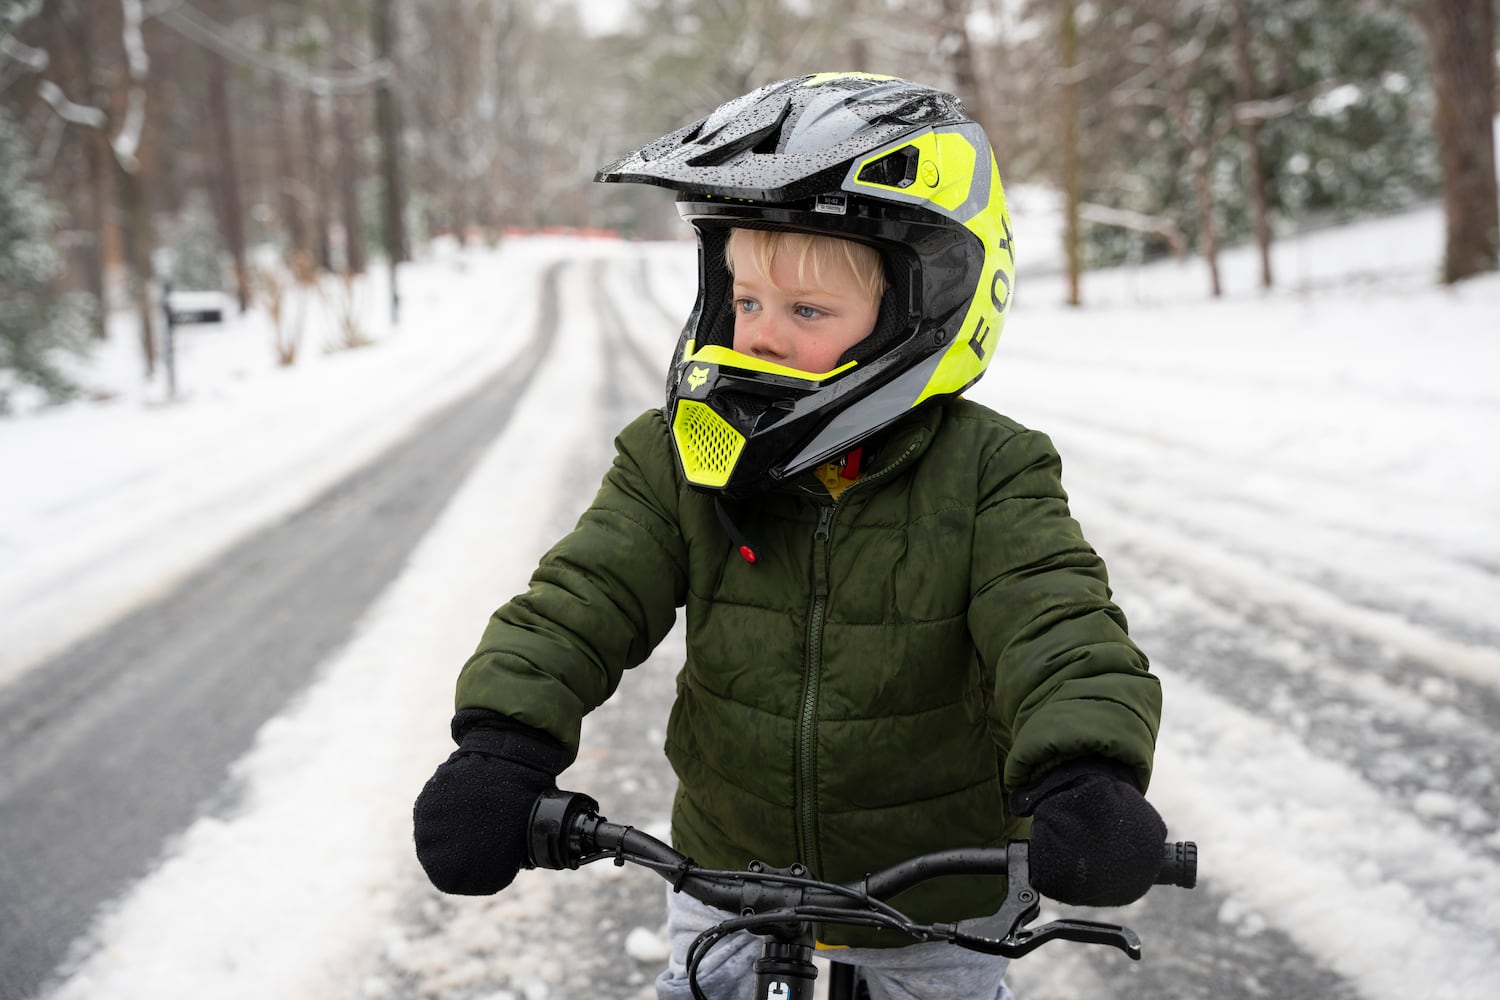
81, 130, 111, 339
206, 49, 250, 311
333, 93, 365, 275
276, 92, 311, 258
373, 0, 408, 266
114, 156, 157, 375
266, 18, 310, 258
1164, 39, 1225, 298
1230, 0, 1273, 289
941, 0, 984, 124
327, 0, 364, 275
303, 94, 334, 271
52, 1, 109, 337
112, 0, 158, 374
1419, 0, 1499, 282
843, 0, 869, 69
443, 123, 469, 243
1059, 0, 1083, 307
1187, 144, 1223, 297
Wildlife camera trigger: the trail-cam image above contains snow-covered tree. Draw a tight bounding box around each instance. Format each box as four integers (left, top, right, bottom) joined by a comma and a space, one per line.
1041, 0, 1439, 280
0, 110, 95, 414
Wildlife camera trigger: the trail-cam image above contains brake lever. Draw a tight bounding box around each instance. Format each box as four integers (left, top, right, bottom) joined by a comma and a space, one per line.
948, 841, 1143, 961
1000, 917, 1142, 960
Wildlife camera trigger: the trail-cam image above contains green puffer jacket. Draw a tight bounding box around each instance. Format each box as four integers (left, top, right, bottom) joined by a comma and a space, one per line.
456, 399, 1161, 947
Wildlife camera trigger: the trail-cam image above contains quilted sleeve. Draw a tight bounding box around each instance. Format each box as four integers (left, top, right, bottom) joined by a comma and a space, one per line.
967, 424, 1161, 794
455, 409, 688, 760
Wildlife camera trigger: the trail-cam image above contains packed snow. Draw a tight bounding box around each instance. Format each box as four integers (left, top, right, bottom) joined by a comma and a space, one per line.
3, 194, 1498, 999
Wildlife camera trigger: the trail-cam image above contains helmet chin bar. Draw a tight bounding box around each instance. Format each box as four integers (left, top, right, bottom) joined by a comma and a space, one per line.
668, 326, 957, 496
781, 346, 952, 475
667, 351, 838, 495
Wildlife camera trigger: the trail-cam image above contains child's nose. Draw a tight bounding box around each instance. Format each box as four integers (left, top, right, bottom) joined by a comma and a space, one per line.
745, 315, 792, 363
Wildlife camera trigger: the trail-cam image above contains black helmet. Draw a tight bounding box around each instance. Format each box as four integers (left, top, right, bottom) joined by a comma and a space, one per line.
596, 72, 1015, 496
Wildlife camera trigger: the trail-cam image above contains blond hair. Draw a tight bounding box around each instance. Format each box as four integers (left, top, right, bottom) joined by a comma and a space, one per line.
724, 228, 887, 304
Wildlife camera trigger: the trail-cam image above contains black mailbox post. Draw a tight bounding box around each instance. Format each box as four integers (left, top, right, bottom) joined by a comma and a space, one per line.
161, 285, 227, 399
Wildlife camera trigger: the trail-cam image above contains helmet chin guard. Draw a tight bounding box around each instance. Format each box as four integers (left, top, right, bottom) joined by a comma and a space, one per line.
597, 73, 1015, 496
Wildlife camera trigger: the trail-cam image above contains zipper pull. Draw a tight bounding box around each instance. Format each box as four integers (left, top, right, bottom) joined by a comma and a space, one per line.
811, 505, 834, 597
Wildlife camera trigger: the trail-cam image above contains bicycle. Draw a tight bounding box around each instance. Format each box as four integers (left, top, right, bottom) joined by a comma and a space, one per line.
528, 789, 1198, 1000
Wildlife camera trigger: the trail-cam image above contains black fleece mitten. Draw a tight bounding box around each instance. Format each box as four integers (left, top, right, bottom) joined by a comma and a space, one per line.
1011, 757, 1166, 907
413, 709, 569, 895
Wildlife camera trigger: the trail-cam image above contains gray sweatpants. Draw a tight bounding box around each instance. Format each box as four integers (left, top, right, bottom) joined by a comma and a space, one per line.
655, 885, 1016, 1000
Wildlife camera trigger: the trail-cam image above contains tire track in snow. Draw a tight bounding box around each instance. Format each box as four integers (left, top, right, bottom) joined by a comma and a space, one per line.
999, 343, 1500, 415
1, 272, 539, 689
364, 255, 677, 1000
1013, 559, 1500, 1000
37, 256, 647, 1000
1147, 677, 1500, 1000
592, 257, 666, 410
1002, 403, 1500, 673
1074, 488, 1500, 695
1013, 497, 1500, 998
1053, 455, 1500, 853
1111, 542, 1500, 857
0, 264, 563, 1000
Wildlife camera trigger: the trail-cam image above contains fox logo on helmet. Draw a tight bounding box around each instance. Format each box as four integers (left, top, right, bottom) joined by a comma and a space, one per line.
686, 365, 711, 393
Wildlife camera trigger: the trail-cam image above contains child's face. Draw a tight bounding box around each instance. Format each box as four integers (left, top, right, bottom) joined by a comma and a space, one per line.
728, 233, 880, 374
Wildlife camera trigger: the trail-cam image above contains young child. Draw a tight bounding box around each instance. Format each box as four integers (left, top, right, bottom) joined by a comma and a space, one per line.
414, 73, 1167, 1000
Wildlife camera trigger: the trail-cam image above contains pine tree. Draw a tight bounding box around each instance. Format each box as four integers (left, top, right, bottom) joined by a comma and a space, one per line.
0, 111, 96, 414
1064, 0, 1438, 270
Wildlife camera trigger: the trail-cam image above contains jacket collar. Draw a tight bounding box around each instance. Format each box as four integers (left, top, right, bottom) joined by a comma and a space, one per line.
782, 402, 946, 497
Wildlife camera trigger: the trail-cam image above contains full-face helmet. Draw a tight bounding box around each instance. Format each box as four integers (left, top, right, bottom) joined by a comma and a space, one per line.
596, 72, 1015, 496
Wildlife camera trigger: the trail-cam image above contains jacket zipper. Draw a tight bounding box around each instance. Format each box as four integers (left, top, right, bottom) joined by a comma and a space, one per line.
793, 439, 924, 874
796, 504, 836, 870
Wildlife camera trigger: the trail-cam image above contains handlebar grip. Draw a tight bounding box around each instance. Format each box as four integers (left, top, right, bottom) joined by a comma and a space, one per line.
529, 790, 601, 869
1156, 841, 1197, 888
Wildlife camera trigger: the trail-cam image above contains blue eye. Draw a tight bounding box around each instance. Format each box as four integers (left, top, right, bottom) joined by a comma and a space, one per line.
734, 298, 760, 314
794, 304, 822, 320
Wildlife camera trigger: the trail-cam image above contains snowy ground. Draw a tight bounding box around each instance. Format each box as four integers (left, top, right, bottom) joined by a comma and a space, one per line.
3, 198, 1499, 999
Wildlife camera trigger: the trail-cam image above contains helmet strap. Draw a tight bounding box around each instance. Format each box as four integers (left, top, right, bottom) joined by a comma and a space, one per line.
713, 497, 760, 565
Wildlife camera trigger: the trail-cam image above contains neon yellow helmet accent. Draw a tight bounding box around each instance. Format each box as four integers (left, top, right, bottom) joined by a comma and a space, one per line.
671, 400, 746, 489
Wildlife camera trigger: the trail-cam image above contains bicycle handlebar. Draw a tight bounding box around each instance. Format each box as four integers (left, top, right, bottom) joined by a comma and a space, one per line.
527, 790, 1197, 963
1160, 840, 1198, 890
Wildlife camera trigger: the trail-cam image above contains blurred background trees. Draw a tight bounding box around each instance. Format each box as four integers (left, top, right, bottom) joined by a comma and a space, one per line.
0, 106, 95, 413
1, 0, 1495, 403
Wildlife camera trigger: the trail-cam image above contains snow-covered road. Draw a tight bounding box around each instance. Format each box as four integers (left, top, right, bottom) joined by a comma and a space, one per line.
3, 208, 1498, 999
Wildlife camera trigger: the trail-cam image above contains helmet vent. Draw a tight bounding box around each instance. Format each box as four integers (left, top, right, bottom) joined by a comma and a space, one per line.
673, 400, 746, 488
857, 145, 919, 188
686, 104, 791, 167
